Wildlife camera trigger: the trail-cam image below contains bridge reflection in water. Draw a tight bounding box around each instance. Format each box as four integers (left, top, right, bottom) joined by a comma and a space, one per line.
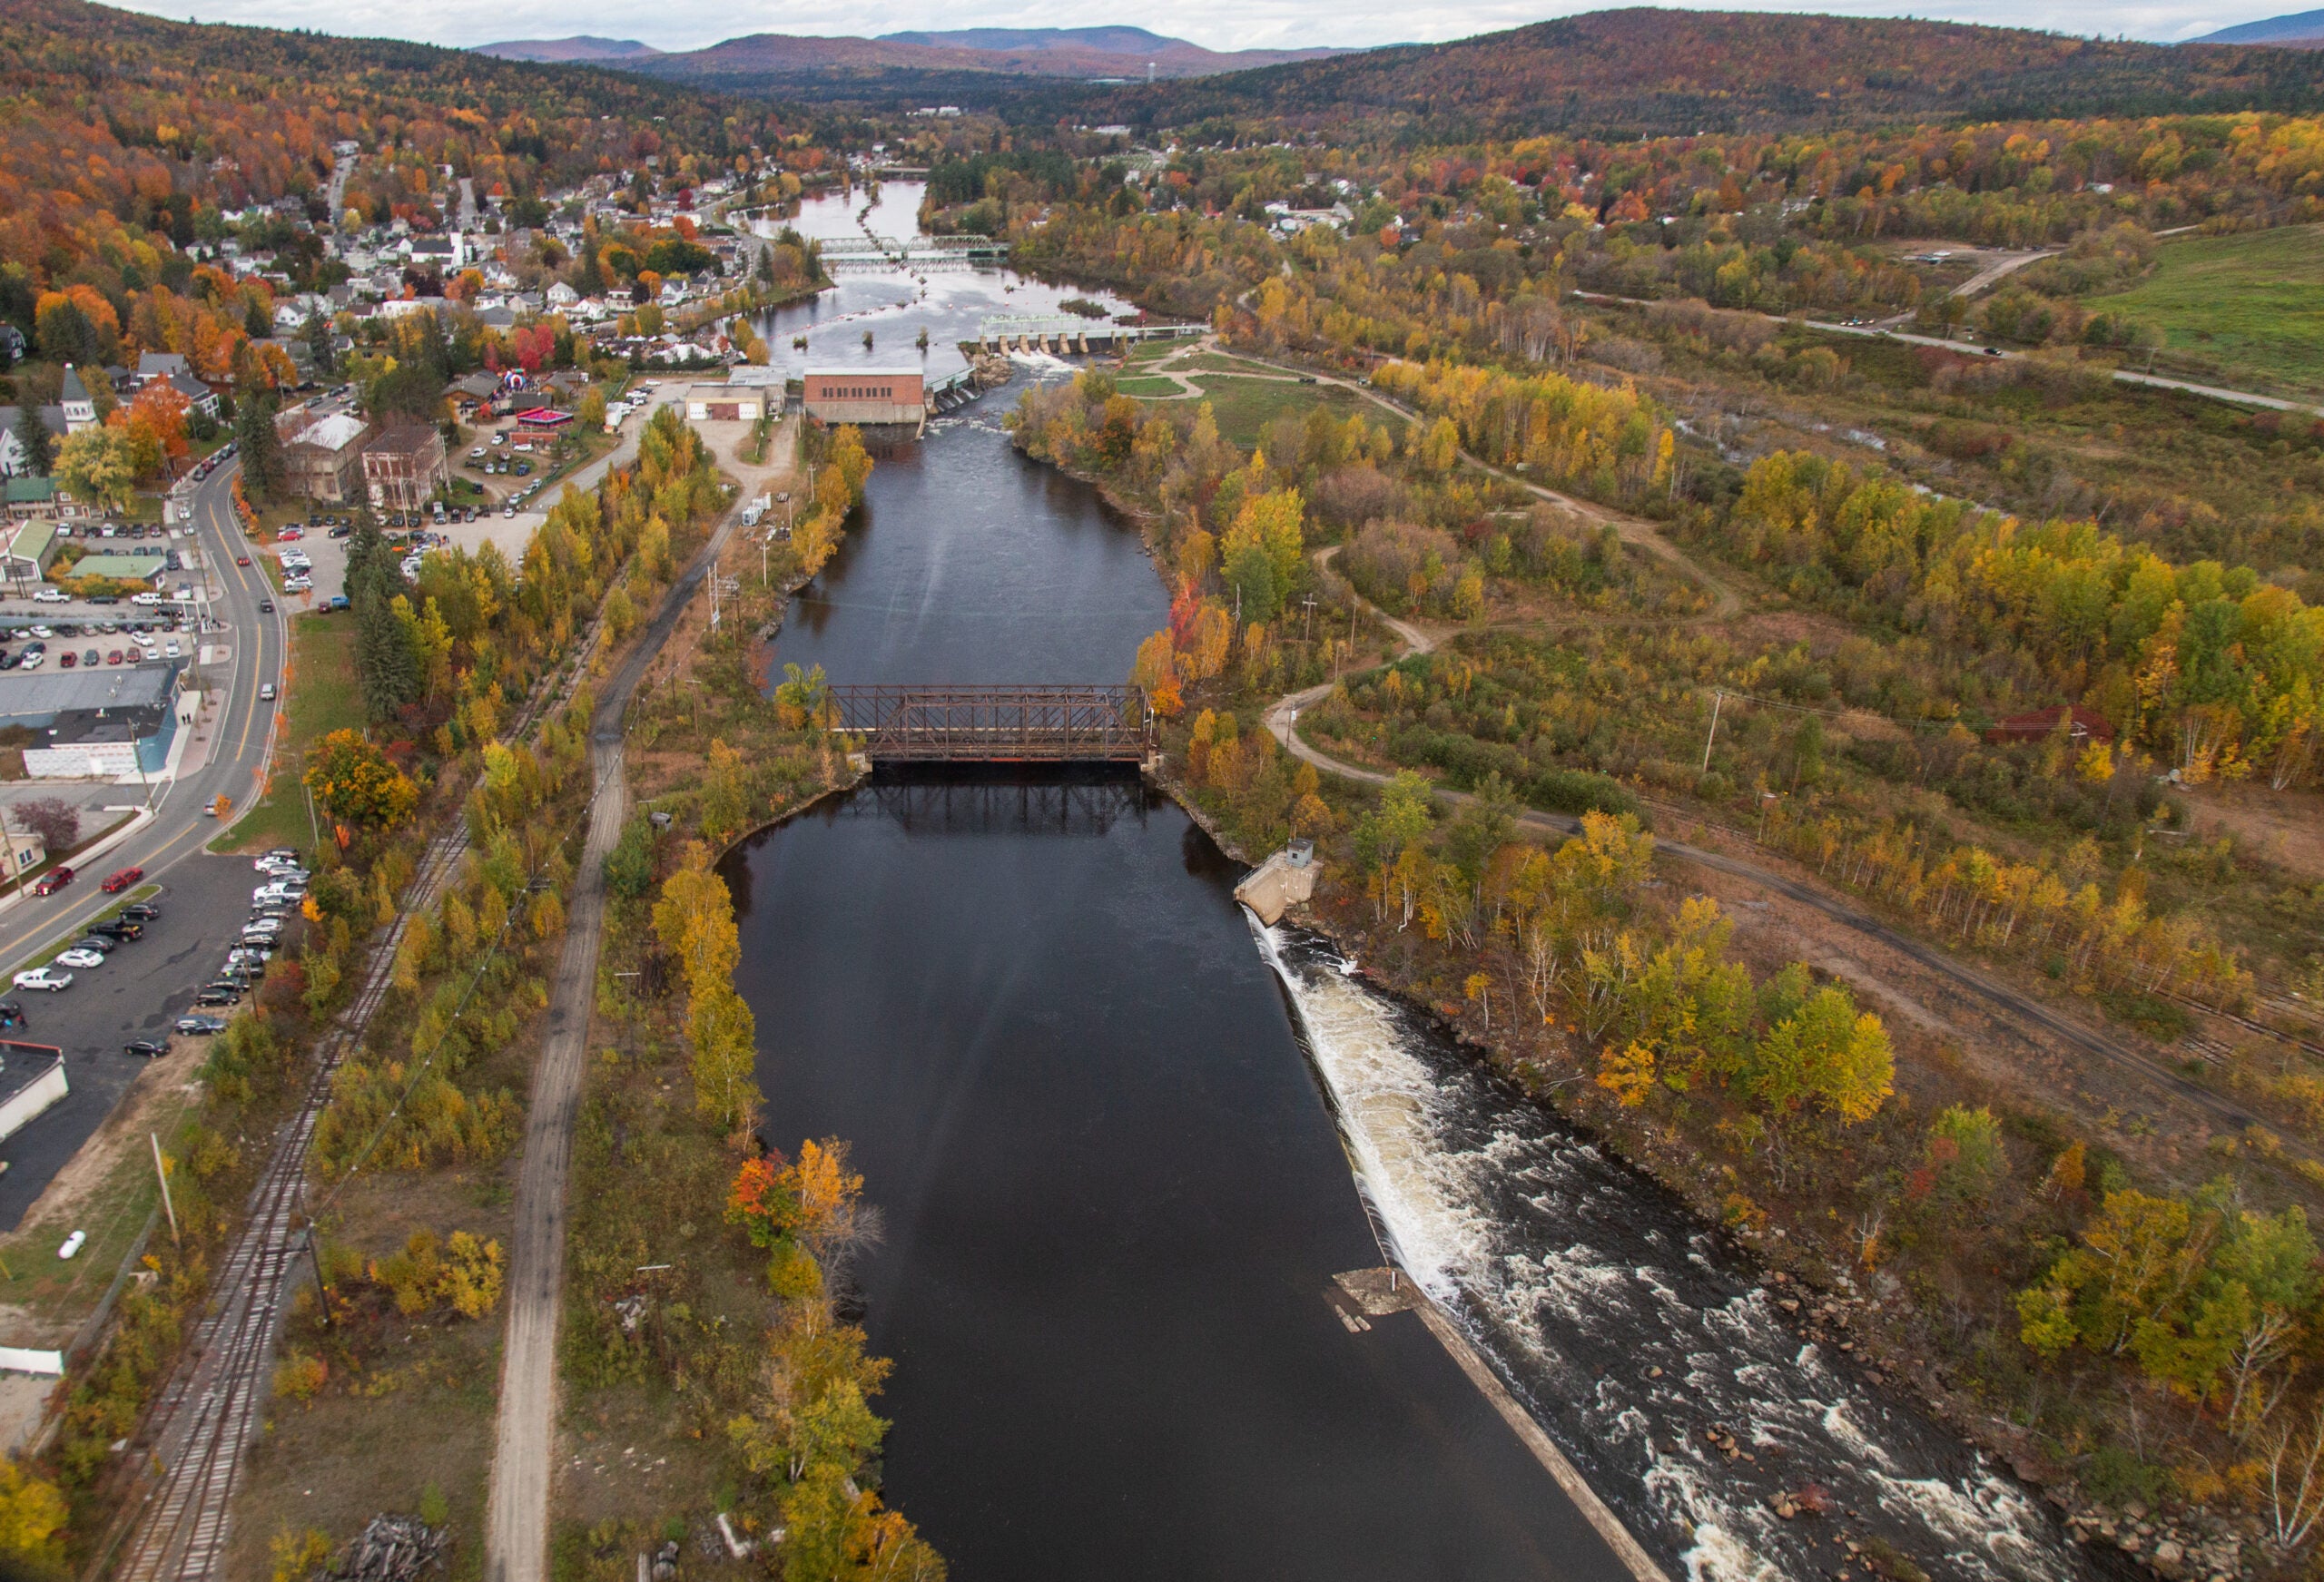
829, 684, 1153, 762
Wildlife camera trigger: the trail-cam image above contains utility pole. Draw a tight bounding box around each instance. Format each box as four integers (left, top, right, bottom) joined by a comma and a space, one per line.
1302, 594, 1317, 644
151, 1132, 178, 1245
1700, 688, 1724, 774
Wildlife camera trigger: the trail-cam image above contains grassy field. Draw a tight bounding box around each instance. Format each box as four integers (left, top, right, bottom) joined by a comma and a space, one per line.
2085, 224, 2324, 396
0, 1057, 202, 1338
215, 613, 361, 854
1161, 373, 1370, 447
1114, 375, 1185, 398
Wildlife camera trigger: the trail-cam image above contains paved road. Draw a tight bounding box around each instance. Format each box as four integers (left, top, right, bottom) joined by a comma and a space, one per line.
0, 464, 285, 1223
484, 457, 753, 1582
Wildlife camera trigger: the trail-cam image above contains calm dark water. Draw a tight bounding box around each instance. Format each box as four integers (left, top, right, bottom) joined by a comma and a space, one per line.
724, 775, 1628, 1580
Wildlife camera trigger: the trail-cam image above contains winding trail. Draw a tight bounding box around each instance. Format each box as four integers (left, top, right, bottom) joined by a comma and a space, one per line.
1270, 526, 2279, 1149
1148, 339, 1740, 620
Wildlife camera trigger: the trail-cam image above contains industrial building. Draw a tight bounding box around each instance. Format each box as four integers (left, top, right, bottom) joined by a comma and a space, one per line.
0, 663, 186, 777
684, 384, 768, 422
802, 366, 925, 426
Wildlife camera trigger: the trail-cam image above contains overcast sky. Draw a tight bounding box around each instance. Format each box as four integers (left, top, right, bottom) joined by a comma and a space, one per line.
129, 0, 2272, 54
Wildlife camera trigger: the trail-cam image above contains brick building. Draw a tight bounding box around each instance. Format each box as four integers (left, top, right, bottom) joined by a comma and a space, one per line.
801, 366, 924, 426
362, 424, 449, 511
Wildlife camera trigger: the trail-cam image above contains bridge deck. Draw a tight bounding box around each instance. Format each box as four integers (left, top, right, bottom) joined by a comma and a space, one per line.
830, 684, 1151, 762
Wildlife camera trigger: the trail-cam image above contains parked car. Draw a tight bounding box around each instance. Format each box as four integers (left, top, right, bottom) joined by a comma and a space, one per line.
31, 867, 71, 895
69, 935, 117, 954
121, 902, 161, 921
101, 866, 143, 892
106, 649, 123, 665
256, 848, 299, 869
91, 919, 142, 941
53, 949, 104, 969
31, 588, 64, 604
0, 999, 24, 1028
11, 968, 71, 991
124, 1039, 164, 1059
193, 987, 239, 1007
175, 1016, 227, 1036
56, 651, 74, 668
81, 648, 97, 667
329, 525, 352, 539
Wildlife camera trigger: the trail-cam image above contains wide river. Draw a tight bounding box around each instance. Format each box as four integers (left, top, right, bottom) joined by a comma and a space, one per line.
724, 185, 2104, 1581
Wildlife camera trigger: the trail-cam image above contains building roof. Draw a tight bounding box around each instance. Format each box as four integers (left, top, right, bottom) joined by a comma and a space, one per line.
137, 351, 191, 379
166, 371, 216, 404
39, 702, 171, 745
1984, 704, 2115, 744
725, 364, 785, 387
290, 412, 369, 452
58, 366, 89, 403
514, 407, 572, 426
68, 552, 167, 582
365, 424, 439, 457
5, 521, 56, 565
3, 477, 56, 505
0, 406, 67, 440
0, 663, 177, 719
804, 365, 925, 378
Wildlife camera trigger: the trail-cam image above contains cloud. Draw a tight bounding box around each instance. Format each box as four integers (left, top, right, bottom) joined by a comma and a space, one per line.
110, 0, 2278, 53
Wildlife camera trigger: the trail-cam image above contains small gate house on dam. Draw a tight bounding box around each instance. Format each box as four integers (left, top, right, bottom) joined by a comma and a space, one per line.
803, 367, 925, 426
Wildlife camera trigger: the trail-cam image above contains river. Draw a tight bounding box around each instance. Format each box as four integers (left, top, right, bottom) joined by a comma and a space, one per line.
721, 186, 2105, 1582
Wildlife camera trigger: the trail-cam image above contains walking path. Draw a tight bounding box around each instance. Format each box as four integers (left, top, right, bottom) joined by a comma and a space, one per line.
482, 454, 763, 1582
1267, 530, 2280, 1148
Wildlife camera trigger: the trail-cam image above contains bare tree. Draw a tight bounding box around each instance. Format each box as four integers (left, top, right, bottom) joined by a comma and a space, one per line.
10, 796, 78, 857
2264, 1400, 2324, 1552
2228, 1306, 2301, 1442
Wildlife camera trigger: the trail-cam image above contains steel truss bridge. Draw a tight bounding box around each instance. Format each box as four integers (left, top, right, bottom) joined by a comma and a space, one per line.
829, 685, 1153, 762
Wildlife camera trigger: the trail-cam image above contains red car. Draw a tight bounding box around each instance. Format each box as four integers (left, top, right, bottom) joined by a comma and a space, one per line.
101, 866, 143, 893
279, 526, 303, 540
236, 555, 252, 567
32, 866, 72, 896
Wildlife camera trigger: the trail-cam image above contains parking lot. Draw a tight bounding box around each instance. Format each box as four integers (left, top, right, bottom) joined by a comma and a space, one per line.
0, 850, 290, 1229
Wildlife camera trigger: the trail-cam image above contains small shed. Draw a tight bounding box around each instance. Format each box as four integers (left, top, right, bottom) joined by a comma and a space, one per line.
1984, 705, 2116, 746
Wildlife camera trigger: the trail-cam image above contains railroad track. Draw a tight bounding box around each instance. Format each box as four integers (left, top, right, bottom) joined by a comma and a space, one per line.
99, 563, 614, 1580
107, 820, 470, 1581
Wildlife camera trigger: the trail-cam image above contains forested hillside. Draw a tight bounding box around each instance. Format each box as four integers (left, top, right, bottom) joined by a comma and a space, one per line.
1051, 9, 2324, 135
0, 0, 796, 378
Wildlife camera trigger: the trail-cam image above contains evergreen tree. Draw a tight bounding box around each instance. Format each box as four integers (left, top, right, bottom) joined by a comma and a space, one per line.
303, 311, 337, 379
354, 587, 420, 721
234, 391, 286, 500
13, 406, 52, 476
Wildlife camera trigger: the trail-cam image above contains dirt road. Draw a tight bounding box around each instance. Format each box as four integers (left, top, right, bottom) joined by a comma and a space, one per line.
482, 486, 756, 1582
1262, 685, 2276, 1142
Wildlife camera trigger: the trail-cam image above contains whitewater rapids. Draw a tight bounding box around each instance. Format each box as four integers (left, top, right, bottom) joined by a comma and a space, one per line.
1250, 920, 2090, 1582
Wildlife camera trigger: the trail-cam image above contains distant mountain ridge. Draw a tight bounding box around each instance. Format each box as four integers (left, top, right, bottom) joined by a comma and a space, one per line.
470, 26, 1340, 90
474, 36, 664, 63
1057, 7, 2324, 135
2192, 9, 2324, 45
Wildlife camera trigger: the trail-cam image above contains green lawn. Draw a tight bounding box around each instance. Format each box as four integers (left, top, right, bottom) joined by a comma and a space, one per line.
1138, 372, 1371, 447
2086, 224, 2324, 397
214, 613, 361, 853
1114, 375, 1186, 398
